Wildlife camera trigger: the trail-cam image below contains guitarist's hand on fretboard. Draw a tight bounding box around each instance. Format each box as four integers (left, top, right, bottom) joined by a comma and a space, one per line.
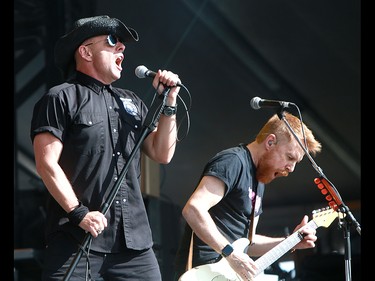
291, 215, 317, 251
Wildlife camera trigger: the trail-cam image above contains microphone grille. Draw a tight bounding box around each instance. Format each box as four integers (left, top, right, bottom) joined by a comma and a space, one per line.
250, 96, 262, 110
135, 65, 148, 78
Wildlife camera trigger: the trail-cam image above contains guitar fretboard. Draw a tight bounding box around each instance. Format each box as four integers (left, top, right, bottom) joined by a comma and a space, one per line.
254, 220, 317, 276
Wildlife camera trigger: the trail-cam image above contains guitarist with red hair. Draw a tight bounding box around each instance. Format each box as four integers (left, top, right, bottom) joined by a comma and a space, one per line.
174, 112, 322, 281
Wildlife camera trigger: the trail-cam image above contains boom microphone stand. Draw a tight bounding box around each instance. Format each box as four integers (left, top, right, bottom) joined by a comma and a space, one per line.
276, 107, 361, 281
62, 87, 171, 281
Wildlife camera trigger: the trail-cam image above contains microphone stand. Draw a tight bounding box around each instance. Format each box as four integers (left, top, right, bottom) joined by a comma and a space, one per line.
276, 108, 361, 281
63, 87, 171, 281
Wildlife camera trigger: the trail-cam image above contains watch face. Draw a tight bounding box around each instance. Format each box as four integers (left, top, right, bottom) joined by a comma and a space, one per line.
222, 244, 234, 257
163, 106, 176, 116
164, 107, 173, 116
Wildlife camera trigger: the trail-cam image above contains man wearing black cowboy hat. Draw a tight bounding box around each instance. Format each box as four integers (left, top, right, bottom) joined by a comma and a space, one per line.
30, 15, 181, 280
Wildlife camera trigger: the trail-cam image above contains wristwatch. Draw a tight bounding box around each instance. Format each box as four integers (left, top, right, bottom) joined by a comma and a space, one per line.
162, 105, 177, 116
221, 244, 234, 257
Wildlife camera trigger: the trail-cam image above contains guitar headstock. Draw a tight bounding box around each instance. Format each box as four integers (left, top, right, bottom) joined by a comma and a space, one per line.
312, 207, 339, 228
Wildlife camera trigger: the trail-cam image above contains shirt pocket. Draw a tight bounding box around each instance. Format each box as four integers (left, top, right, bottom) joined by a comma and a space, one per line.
70, 112, 105, 155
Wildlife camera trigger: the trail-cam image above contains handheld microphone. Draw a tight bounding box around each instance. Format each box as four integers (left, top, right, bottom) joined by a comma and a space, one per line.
135, 65, 156, 79
250, 96, 292, 110
135, 65, 183, 86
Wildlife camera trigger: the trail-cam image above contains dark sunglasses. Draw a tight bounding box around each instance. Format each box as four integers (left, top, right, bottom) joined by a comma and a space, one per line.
84, 34, 122, 47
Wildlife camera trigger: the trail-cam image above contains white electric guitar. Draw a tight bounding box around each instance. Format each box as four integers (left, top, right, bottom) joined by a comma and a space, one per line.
178, 207, 339, 281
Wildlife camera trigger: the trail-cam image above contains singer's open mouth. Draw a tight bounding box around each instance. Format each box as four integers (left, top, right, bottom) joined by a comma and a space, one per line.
115, 56, 123, 66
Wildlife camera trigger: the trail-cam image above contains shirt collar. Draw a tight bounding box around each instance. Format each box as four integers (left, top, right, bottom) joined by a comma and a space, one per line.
75, 71, 113, 94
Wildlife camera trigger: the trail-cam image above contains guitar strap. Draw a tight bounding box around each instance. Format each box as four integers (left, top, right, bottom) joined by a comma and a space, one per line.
248, 198, 256, 245
186, 230, 194, 271
248, 181, 259, 246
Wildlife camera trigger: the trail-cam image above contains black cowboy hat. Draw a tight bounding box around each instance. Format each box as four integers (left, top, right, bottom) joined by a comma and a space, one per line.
54, 15, 139, 79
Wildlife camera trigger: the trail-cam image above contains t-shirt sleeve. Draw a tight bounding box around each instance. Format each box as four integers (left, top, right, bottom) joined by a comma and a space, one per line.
203, 152, 244, 196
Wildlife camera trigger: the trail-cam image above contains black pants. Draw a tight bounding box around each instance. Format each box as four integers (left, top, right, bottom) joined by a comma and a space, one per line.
41, 232, 161, 281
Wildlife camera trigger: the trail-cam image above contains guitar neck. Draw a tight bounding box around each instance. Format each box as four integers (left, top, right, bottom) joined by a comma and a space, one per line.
254, 220, 317, 275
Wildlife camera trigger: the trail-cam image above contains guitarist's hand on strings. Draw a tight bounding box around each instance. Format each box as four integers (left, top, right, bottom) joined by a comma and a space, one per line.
225, 250, 257, 281
291, 215, 317, 251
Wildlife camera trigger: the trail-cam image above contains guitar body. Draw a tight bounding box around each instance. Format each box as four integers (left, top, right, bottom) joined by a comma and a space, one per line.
179, 238, 275, 281
178, 262, 242, 281
178, 263, 275, 281
178, 238, 249, 281
178, 207, 338, 281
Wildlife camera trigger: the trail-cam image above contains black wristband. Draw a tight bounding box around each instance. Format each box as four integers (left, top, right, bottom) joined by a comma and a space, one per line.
67, 201, 89, 226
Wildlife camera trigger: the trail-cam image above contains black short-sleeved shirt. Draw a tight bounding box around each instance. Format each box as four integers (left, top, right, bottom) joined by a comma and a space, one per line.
174, 144, 264, 275
30, 71, 153, 253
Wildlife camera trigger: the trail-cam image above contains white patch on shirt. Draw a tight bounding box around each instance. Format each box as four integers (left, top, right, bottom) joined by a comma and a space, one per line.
120, 98, 138, 116
249, 187, 261, 213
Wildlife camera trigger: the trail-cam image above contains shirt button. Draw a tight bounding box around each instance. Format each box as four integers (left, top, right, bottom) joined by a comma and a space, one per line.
88, 121, 92, 125
115, 200, 120, 204
113, 129, 117, 133
117, 152, 121, 155
109, 106, 113, 109
134, 125, 138, 129
123, 199, 127, 203
114, 176, 118, 181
